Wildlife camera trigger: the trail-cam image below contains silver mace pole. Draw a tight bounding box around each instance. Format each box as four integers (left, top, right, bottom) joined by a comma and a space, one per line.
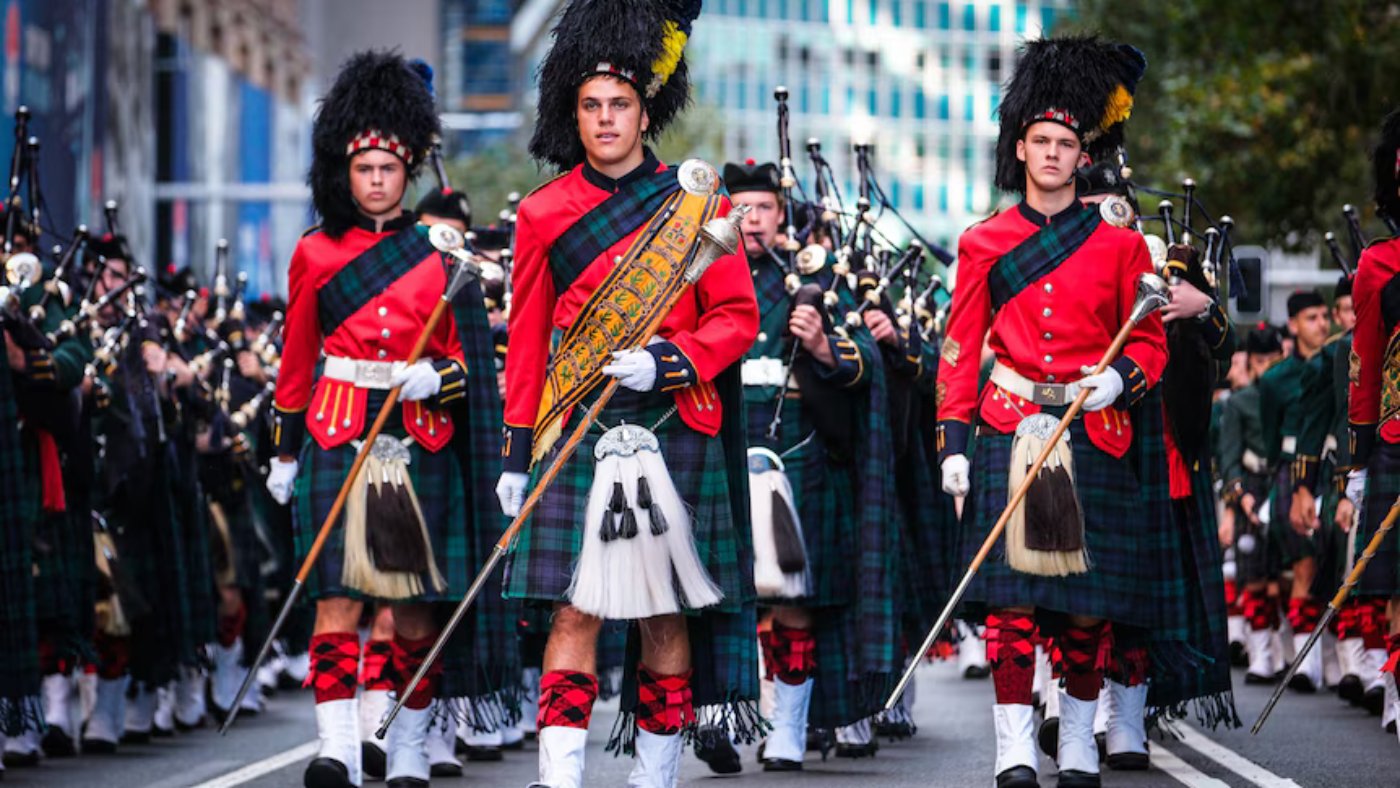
376, 201, 749, 740
884, 272, 1171, 711
1252, 497, 1400, 733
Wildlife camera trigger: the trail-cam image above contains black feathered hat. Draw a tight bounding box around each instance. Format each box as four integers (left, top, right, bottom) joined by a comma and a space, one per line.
157, 264, 200, 299
1245, 323, 1283, 356
309, 50, 439, 238
1335, 274, 1353, 301
723, 160, 781, 195
1287, 289, 1325, 318
414, 189, 472, 227
530, 0, 702, 171
1373, 107, 1400, 223
83, 233, 129, 267
995, 35, 1146, 193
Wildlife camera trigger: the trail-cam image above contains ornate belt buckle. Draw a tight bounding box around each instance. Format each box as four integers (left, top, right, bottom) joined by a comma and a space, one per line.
357, 360, 392, 388
1031, 383, 1065, 407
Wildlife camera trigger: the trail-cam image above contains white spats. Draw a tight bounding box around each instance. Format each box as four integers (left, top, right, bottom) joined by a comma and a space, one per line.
1058, 693, 1100, 775
314, 697, 363, 787
762, 678, 813, 764
84, 676, 130, 747
384, 704, 431, 783
1290, 633, 1323, 692
1246, 626, 1276, 680
536, 725, 588, 788
627, 729, 683, 787
1104, 682, 1148, 757
175, 665, 207, 729
209, 638, 247, 716
993, 703, 1039, 776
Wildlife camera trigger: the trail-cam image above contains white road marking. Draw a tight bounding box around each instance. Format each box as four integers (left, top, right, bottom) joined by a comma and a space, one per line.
186, 740, 319, 788
1152, 744, 1235, 788
1174, 725, 1303, 788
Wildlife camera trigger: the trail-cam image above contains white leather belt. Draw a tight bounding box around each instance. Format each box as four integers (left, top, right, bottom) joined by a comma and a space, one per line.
989, 362, 1083, 407
741, 357, 796, 389
323, 355, 407, 390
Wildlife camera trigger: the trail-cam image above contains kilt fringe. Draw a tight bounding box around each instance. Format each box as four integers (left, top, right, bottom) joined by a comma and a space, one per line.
444, 683, 524, 734
604, 693, 768, 757
0, 697, 44, 739
1151, 690, 1242, 734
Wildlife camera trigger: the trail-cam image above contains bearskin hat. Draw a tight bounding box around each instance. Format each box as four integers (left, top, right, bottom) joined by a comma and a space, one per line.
309, 50, 439, 238
529, 0, 702, 171
1372, 107, 1400, 223
995, 35, 1146, 193
157, 264, 200, 300
414, 188, 472, 227
723, 161, 781, 195
83, 233, 129, 266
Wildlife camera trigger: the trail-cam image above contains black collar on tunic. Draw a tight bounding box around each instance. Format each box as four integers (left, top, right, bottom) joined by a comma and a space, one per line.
353, 210, 417, 234
582, 148, 661, 194
1016, 199, 1082, 228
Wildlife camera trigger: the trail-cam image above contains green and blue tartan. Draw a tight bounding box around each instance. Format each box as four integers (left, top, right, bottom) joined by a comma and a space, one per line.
0, 331, 43, 735
546, 169, 680, 295
988, 206, 1102, 311
1356, 441, 1400, 597
316, 225, 436, 334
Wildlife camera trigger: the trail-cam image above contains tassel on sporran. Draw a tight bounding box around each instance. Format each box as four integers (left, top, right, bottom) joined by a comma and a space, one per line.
342, 435, 446, 600
747, 447, 810, 599
93, 531, 133, 637
568, 423, 722, 620
1005, 413, 1089, 576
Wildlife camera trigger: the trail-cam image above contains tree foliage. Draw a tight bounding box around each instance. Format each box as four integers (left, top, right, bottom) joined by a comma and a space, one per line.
1068, 1, 1400, 249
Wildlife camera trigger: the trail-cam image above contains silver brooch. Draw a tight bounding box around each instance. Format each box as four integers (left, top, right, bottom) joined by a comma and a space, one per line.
594, 424, 662, 460
1099, 194, 1135, 228
678, 159, 719, 196
1015, 413, 1062, 441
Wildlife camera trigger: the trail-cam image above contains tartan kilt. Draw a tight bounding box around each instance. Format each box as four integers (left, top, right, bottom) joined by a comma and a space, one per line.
744, 393, 858, 607
1231, 471, 1278, 582
504, 389, 749, 615
171, 448, 217, 658
1357, 440, 1400, 597
1267, 466, 1321, 566
892, 439, 956, 640
219, 493, 271, 663
291, 399, 470, 603
960, 419, 1157, 627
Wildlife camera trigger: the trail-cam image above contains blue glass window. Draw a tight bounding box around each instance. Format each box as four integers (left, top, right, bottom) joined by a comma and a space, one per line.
1015, 1, 1027, 32
889, 179, 901, 207
870, 0, 878, 24
990, 89, 1000, 114
891, 88, 901, 117
937, 2, 950, 28
989, 4, 1000, 31
965, 184, 974, 212
1042, 7, 1056, 32
913, 183, 925, 210
822, 84, 831, 112
847, 0, 855, 23
938, 94, 949, 120
738, 80, 748, 110
868, 88, 877, 114
892, 0, 902, 26
847, 85, 856, 113
962, 3, 975, 30
915, 0, 927, 27
938, 184, 948, 211
914, 89, 926, 118
801, 84, 811, 113
964, 94, 974, 121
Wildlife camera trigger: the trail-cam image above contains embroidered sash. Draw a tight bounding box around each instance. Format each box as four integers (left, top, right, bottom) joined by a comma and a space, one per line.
547, 169, 681, 296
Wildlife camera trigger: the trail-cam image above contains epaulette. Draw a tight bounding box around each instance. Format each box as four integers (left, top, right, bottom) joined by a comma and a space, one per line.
1365, 235, 1396, 249
300, 223, 323, 238
522, 171, 571, 202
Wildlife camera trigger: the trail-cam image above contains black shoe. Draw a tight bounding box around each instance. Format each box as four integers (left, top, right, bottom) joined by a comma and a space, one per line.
872, 719, 914, 740
1388, 719, 1397, 735
1058, 769, 1102, 787
1244, 672, 1275, 685
463, 744, 504, 762
80, 738, 117, 755
152, 723, 175, 738
1338, 674, 1365, 705
1095, 731, 1107, 763
362, 741, 387, 780
762, 758, 802, 772
1037, 717, 1059, 760
964, 664, 992, 679
1365, 685, 1387, 716
996, 765, 1038, 788
208, 702, 232, 727
430, 761, 463, 777
835, 741, 879, 758
1287, 673, 1319, 693
502, 736, 526, 751
387, 779, 430, 788
1107, 751, 1150, 770
694, 726, 742, 774
1229, 641, 1249, 668
304, 757, 355, 788
1, 750, 39, 768
41, 726, 75, 758
120, 730, 151, 745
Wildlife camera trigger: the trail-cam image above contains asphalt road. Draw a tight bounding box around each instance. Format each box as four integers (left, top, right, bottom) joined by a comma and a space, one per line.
7, 660, 1398, 787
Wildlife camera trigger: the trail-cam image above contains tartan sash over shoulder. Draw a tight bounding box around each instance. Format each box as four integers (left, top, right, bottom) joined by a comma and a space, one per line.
546, 169, 682, 296
318, 224, 437, 335
988, 206, 1101, 311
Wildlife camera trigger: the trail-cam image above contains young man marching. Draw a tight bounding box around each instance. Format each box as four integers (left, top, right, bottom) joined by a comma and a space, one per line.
935, 37, 1166, 788
497, 2, 760, 786
267, 51, 505, 788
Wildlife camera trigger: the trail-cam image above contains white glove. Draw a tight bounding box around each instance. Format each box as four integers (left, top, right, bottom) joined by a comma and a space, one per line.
941, 455, 971, 497
496, 471, 529, 517
266, 458, 299, 505
1346, 469, 1368, 505
601, 349, 657, 392
391, 359, 442, 402
1078, 365, 1125, 412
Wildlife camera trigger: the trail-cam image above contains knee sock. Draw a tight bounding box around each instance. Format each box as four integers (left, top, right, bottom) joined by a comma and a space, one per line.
361, 639, 395, 692
1384, 634, 1400, 677
1055, 622, 1106, 702
216, 603, 247, 649
308, 632, 359, 703
635, 666, 693, 735
1287, 598, 1322, 635
1240, 588, 1276, 631
391, 633, 440, 711
94, 632, 130, 680
761, 621, 816, 686
986, 612, 1037, 705
538, 670, 598, 730
1362, 600, 1390, 651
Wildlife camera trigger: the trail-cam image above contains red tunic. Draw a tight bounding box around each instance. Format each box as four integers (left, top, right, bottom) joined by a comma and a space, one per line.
935, 201, 1167, 460
502, 158, 759, 472
1349, 238, 1400, 463
273, 214, 468, 454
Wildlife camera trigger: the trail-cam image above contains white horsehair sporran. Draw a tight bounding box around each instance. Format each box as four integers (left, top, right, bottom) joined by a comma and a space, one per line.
342, 434, 446, 599
747, 446, 810, 599
1005, 411, 1089, 576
